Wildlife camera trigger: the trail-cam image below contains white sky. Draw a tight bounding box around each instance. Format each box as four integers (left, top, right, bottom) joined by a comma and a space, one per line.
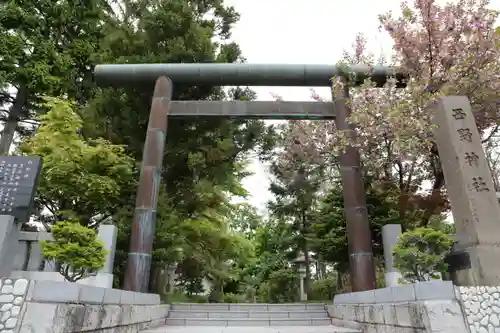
226, 0, 500, 215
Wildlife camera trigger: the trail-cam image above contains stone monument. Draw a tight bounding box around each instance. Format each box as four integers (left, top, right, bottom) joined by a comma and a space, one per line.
0, 156, 42, 277
431, 96, 500, 286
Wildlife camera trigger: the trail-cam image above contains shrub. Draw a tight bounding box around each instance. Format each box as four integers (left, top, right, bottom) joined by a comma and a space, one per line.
41, 221, 108, 282
208, 287, 224, 303
257, 268, 299, 303
223, 293, 247, 303
392, 227, 454, 283
309, 278, 337, 301
162, 291, 207, 304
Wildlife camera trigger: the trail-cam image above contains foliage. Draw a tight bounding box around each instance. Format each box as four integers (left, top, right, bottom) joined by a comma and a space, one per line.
83, 0, 274, 218
71, 0, 277, 290
348, 0, 499, 224
309, 278, 337, 301
162, 291, 207, 304
0, 0, 108, 153
257, 268, 300, 303
4, 0, 489, 299
2, 0, 275, 294
222, 293, 247, 303
272, 0, 499, 229
244, 219, 294, 284
19, 98, 134, 227
266, 120, 329, 295
41, 221, 108, 282
393, 227, 454, 283
263, 0, 499, 289
227, 203, 262, 239
311, 179, 401, 274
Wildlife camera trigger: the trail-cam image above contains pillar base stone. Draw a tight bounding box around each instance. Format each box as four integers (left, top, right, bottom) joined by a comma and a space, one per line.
452, 245, 500, 286
384, 272, 403, 287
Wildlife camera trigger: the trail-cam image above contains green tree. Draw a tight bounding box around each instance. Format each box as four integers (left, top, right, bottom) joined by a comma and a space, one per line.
80, 0, 275, 291
276, 0, 499, 229
226, 202, 263, 239
84, 0, 274, 217
237, 217, 296, 302
19, 98, 134, 227
0, 0, 109, 153
41, 221, 108, 282
267, 121, 326, 297
257, 267, 299, 303
309, 277, 337, 301
393, 227, 454, 283
311, 178, 401, 290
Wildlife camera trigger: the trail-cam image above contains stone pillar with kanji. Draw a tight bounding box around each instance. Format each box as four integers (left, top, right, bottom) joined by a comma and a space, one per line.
431, 96, 500, 286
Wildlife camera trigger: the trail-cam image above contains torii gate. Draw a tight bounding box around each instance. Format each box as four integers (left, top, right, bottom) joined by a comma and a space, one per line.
93, 63, 406, 293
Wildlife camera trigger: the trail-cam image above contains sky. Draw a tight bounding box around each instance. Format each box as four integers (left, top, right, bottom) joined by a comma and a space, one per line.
225, 0, 500, 214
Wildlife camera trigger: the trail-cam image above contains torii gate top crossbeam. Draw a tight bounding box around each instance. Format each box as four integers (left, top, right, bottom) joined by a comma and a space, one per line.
94, 63, 406, 88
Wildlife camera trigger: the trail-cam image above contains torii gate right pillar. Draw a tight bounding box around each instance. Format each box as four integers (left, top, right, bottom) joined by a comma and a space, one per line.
432, 96, 500, 286
332, 79, 376, 291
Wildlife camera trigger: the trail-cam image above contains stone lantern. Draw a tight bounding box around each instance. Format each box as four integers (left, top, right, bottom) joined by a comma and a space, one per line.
292, 252, 307, 301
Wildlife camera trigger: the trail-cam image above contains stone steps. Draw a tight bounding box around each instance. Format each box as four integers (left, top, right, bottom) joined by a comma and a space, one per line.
140, 303, 362, 333
168, 310, 329, 319
144, 326, 361, 333
166, 318, 333, 326
170, 303, 326, 311
165, 303, 333, 327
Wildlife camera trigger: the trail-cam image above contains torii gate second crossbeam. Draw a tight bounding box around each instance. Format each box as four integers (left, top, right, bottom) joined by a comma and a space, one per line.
93, 63, 407, 293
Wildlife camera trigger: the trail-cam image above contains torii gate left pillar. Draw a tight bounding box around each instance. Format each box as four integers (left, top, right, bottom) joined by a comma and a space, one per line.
123, 77, 172, 292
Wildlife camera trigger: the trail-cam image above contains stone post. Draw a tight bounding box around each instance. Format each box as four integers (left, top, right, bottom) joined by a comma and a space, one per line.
298, 267, 307, 301
293, 253, 308, 301
381, 224, 403, 286
431, 96, 500, 285
0, 215, 18, 277
95, 224, 117, 288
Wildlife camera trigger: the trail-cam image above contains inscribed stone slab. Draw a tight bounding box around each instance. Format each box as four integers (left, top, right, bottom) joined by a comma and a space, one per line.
431, 96, 500, 285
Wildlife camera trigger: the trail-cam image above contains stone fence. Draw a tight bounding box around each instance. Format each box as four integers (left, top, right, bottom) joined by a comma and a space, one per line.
8, 225, 117, 288
328, 280, 494, 333
0, 278, 169, 333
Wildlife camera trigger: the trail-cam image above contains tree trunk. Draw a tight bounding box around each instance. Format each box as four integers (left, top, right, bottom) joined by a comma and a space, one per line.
421, 145, 446, 227
304, 244, 311, 296
149, 264, 160, 293
154, 266, 170, 295
336, 269, 343, 292
320, 262, 327, 280
166, 264, 176, 294
301, 209, 311, 296
0, 85, 28, 155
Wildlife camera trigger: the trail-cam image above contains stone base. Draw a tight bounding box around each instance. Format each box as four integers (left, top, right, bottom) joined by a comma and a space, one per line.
384, 271, 403, 287
452, 245, 500, 286
330, 281, 470, 333
0, 278, 166, 333
92, 272, 114, 288
10, 271, 114, 288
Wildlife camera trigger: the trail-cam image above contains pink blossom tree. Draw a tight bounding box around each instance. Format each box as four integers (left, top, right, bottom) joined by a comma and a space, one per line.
272, 0, 499, 227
